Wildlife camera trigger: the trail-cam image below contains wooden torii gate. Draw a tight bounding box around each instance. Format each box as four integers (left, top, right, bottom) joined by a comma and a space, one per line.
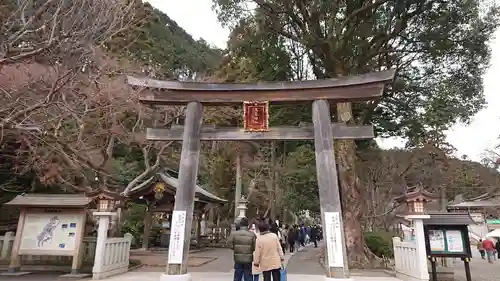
128, 69, 395, 281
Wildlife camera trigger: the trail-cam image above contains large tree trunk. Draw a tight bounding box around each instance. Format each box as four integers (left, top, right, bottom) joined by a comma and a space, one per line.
335, 102, 374, 268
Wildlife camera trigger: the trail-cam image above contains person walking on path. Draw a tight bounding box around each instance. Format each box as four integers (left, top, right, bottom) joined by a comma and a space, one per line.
251, 221, 261, 281
280, 225, 288, 253
253, 221, 284, 281
298, 224, 306, 247
287, 226, 297, 252
478, 239, 485, 259
229, 217, 257, 281
496, 238, 500, 259
310, 226, 318, 248
482, 238, 496, 263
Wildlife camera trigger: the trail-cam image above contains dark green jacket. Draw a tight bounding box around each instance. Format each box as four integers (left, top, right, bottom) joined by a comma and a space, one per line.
228, 226, 256, 264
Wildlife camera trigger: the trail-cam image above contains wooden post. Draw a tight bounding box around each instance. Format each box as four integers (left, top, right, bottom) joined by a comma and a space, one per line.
71, 209, 87, 274
270, 140, 277, 219
234, 153, 242, 221
165, 101, 204, 278
8, 208, 27, 273
312, 100, 349, 279
142, 207, 153, 250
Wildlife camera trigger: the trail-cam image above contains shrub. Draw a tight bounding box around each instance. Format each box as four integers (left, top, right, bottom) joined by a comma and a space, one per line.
365, 231, 394, 258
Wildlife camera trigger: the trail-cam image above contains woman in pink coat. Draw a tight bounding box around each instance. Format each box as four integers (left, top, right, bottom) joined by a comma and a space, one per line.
253, 221, 284, 281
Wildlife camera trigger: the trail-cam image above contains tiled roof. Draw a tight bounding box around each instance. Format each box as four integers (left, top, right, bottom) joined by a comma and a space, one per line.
424, 212, 475, 225
129, 169, 227, 203
4, 194, 92, 207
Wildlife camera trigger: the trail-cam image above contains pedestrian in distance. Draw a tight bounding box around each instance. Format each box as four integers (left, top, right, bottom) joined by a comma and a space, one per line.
310, 225, 318, 248
478, 239, 485, 259
287, 226, 297, 252
228, 217, 257, 281
482, 238, 496, 264
496, 238, 500, 259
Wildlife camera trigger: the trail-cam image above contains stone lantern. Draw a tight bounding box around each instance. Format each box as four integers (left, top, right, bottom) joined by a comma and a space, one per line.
236, 195, 248, 219
393, 184, 439, 281
394, 184, 440, 215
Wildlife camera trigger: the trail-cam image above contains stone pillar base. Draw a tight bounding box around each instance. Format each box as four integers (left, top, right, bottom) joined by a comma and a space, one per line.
159, 273, 192, 281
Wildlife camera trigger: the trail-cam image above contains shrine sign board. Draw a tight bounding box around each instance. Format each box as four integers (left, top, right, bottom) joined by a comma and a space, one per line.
4, 194, 91, 274
244, 101, 269, 131
424, 224, 471, 258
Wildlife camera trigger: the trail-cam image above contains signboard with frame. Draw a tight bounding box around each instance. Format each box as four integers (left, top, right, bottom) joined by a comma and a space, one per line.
424, 225, 471, 258
243, 101, 269, 132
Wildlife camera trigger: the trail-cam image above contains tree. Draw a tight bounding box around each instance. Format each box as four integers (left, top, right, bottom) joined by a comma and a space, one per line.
1, 1, 223, 195
212, 0, 500, 265
0, 0, 140, 134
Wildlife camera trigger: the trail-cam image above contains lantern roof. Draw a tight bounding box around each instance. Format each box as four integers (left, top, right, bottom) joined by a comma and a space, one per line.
86, 189, 127, 201
394, 184, 440, 204
5, 193, 92, 208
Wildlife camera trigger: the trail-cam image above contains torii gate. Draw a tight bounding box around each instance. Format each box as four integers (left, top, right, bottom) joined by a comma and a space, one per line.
127, 69, 395, 281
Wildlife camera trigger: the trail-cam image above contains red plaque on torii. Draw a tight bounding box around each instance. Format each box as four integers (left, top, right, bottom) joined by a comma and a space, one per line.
243, 101, 269, 132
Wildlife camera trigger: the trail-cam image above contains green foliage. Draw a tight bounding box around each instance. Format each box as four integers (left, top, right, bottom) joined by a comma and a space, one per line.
281, 145, 319, 213
212, 0, 500, 144
364, 231, 394, 258
121, 203, 147, 244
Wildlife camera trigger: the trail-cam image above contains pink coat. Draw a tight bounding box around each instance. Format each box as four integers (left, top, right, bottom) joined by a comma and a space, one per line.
253, 232, 284, 272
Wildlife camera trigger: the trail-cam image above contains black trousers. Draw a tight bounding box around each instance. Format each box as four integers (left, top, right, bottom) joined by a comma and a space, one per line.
262, 268, 281, 281
289, 241, 295, 252
312, 239, 317, 248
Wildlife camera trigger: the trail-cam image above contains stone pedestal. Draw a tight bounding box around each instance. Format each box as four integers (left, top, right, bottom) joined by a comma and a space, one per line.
92, 212, 116, 275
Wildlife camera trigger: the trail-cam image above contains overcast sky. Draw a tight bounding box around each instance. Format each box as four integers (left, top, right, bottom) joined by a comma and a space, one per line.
145, 0, 500, 162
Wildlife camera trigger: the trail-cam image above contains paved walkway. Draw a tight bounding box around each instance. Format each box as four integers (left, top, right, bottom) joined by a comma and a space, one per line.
102, 271, 402, 281
452, 250, 500, 281
286, 243, 324, 275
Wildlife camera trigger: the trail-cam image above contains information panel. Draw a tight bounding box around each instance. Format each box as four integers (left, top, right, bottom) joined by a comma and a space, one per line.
20, 213, 82, 253
168, 211, 187, 264
324, 212, 344, 267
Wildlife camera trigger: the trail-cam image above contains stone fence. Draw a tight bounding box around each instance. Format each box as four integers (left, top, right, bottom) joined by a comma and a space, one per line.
0, 231, 131, 279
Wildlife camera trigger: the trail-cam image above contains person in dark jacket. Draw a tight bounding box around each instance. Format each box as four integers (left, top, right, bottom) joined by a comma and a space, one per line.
310, 226, 318, 248
228, 217, 256, 281
287, 226, 297, 252
496, 239, 500, 259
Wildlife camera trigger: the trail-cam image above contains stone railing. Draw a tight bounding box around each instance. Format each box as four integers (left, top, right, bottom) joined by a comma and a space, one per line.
392, 237, 429, 281
206, 227, 230, 247
0, 232, 15, 260
393, 237, 428, 281
92, 233, 132, 279
0, 232, 97, 269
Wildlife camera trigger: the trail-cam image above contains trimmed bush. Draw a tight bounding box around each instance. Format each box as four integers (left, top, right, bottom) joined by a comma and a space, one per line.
365, 231, 394, 258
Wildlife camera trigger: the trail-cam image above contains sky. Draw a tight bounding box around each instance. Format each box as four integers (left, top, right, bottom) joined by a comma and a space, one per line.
146, 0, 500, 162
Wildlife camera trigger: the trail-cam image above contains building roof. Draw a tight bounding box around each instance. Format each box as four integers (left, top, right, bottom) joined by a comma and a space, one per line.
447, 193, 500, 209
4, 194, 92, 208
129, 169, 227, 204
423, 212, 475, 226
447, 191, 500, 209
397, 212, 476, 226
394, 185, 440, 203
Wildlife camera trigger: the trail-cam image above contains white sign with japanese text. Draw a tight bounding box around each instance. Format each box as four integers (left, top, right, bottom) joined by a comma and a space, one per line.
168, 210, 186, 264
324, 212, 344, 267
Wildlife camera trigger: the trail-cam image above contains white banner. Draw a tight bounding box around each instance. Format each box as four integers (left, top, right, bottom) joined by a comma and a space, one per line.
324, 212, 344, 267
168, 210, 187, 264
